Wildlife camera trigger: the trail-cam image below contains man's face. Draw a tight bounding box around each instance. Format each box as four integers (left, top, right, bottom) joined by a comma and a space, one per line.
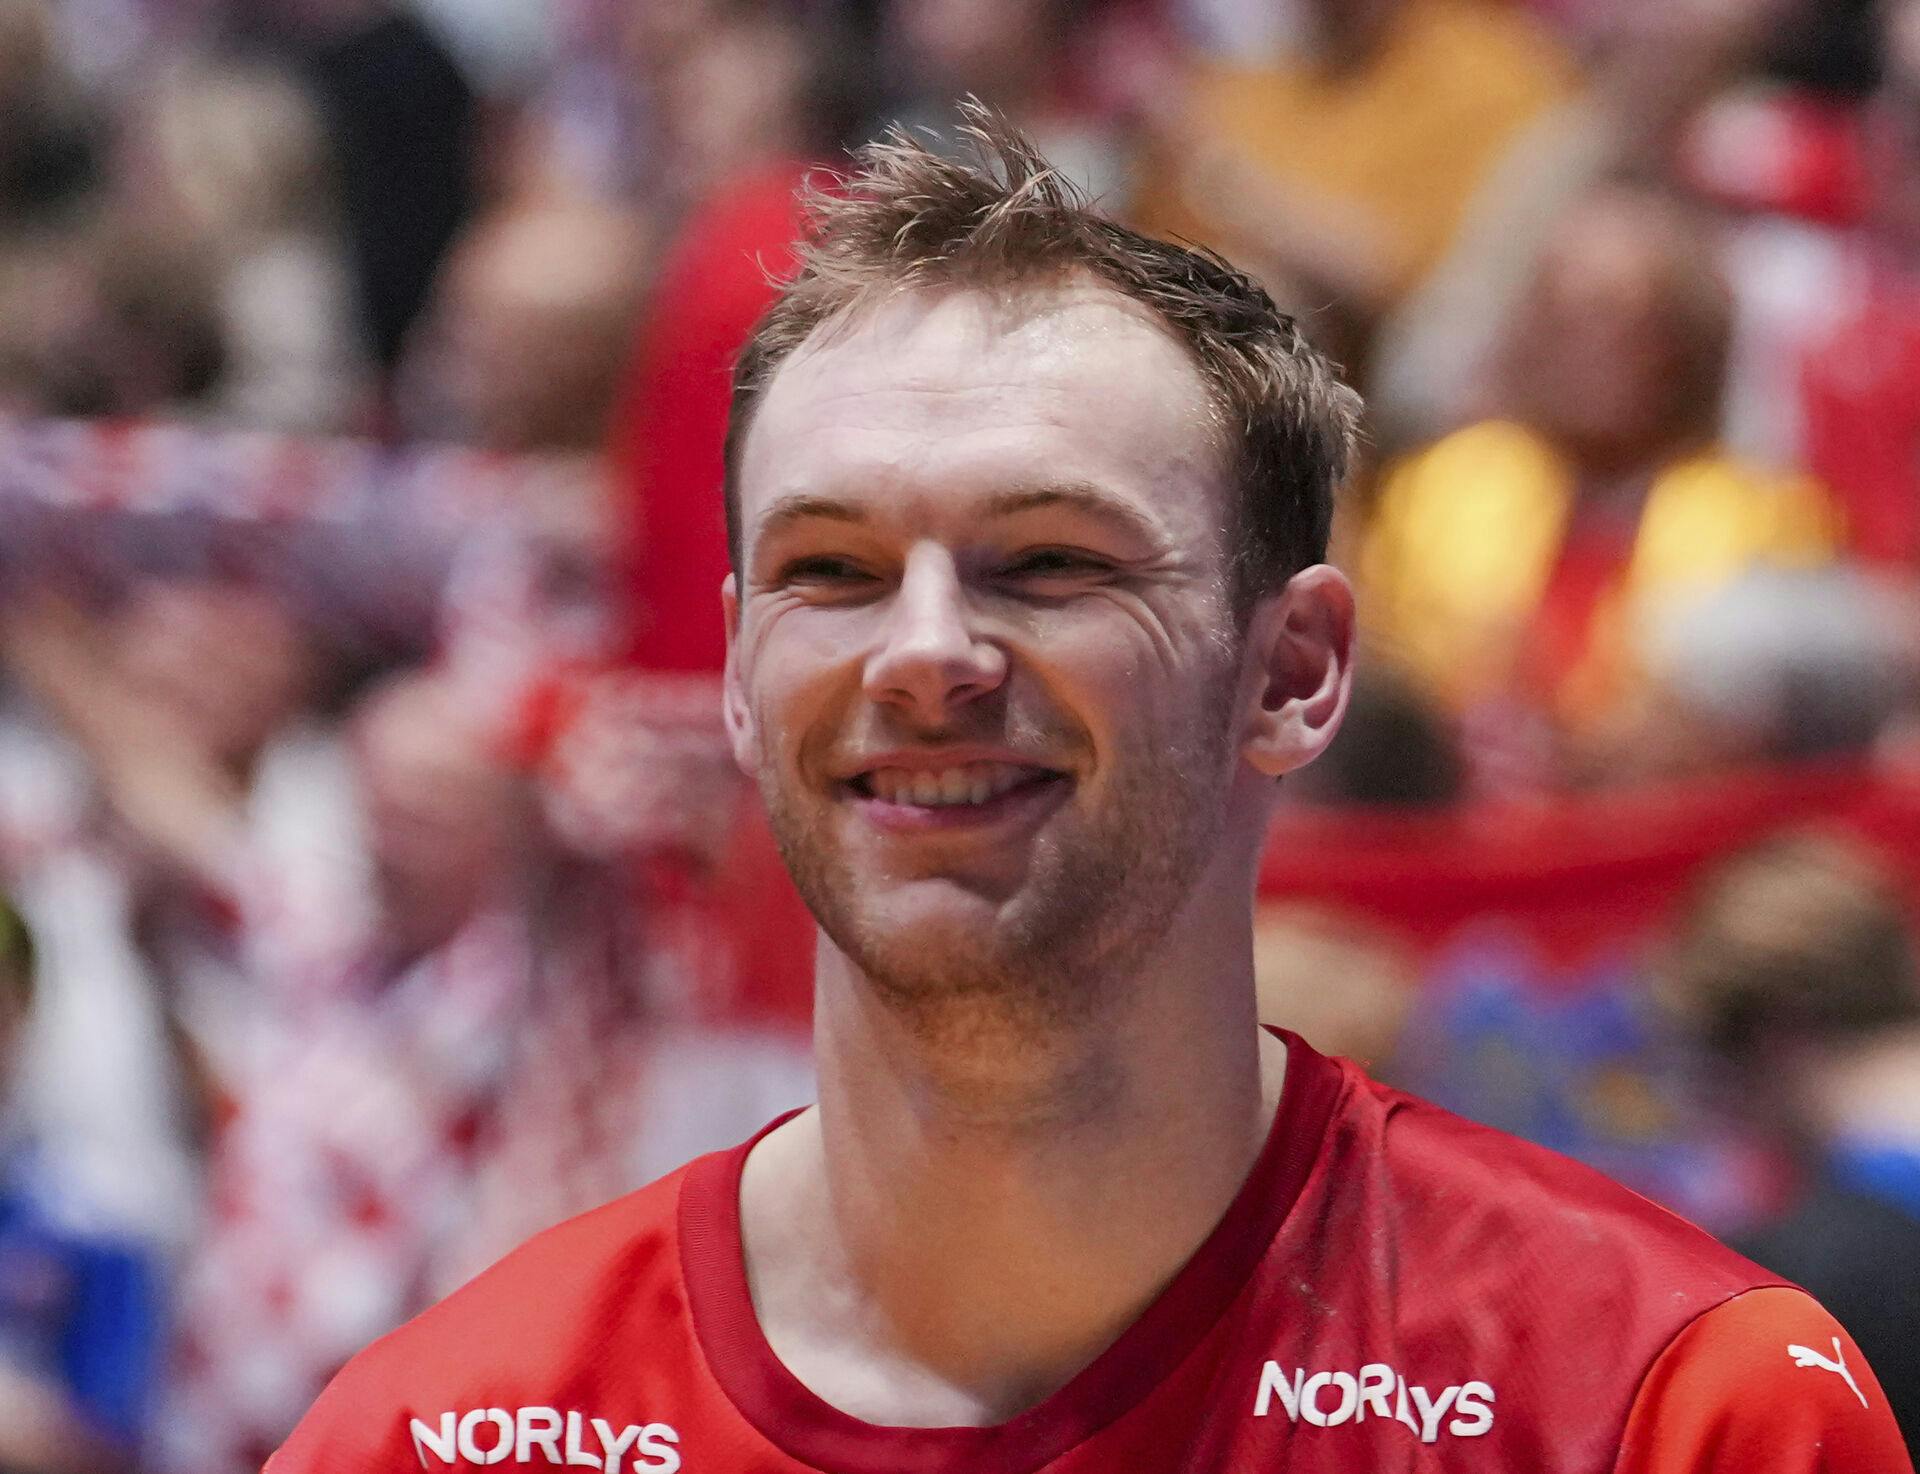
726, 282, 1255, 1012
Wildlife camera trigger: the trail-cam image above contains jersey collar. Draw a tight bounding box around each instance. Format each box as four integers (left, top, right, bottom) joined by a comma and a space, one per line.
677, 1027, 1348, 1474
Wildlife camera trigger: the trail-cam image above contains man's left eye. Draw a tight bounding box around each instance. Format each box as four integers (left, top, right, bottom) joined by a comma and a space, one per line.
1002, 550, 1113, 580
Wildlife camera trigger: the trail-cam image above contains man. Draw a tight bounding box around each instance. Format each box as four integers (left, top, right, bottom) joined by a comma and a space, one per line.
1661, 831, 1920, 1449
270, 115, 1909, 1472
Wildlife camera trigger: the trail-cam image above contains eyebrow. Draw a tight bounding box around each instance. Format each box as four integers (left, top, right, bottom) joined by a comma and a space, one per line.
751, 480, 1166, 551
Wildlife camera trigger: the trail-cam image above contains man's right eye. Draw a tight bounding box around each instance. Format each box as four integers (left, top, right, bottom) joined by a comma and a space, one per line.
778, 556, 879, 588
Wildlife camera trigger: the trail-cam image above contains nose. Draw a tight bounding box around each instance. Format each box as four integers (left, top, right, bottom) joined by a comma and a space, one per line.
863, 543, 1007, 723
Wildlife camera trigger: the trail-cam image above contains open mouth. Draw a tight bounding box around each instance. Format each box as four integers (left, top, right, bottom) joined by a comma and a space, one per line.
846, 761, 1066, 811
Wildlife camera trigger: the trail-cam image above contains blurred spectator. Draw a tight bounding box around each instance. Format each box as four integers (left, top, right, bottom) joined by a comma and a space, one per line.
395, 200, 649, 714
399, 199, 648, 457
1677, 0, 1920, 562
149, 668, 524, 1474
119, 59, 370, 432
1596, 568, 1920, 783
1660, 831, 1920, 1447
0, 895, 164, 1474
0, 0, 98, 232
3, 220, 226, 420
873, 0, 1146, 206
0, 576, 364, 1134
1373, 0, 1800, 447
152, 664, 809, 1472
555, 2, 854, 1053
610, 0, 863, 672
1358, 183, 1838, 786
241, 0, 479, 372
1135, 0, 1574, 367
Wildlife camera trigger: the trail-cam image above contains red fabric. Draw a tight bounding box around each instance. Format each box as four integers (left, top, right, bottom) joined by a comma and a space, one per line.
1512, 499, 1643, 713
1800, 260, 1920, 565
1682, 92, 1870, 228
675, 1033, 1344, 1474
610, 163, 812, 674
522, 663, 815, 1035
1616, 1287, 1912, 1473
631, 809, 816, 1035
263, 1033, 1894, 1473
1258, 763, 1920, 965
1681, 90, 1920, 565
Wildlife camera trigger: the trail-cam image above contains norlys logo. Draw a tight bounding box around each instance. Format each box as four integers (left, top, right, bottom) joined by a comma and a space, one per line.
408, 1408, 680, 1472
1254, 1361, 1495, 1443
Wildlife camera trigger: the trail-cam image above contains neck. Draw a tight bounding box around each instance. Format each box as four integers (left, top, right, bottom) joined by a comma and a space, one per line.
740, 844, 1282, 1426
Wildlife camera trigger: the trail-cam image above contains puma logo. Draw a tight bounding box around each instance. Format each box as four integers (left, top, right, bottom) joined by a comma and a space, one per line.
1787, 1337, 1869, 1409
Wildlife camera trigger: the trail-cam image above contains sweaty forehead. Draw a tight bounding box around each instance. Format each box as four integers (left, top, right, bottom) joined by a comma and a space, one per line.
737, 282, 1227, 535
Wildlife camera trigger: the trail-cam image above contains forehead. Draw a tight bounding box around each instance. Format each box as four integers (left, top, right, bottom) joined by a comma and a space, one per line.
737, 282, 1227, 547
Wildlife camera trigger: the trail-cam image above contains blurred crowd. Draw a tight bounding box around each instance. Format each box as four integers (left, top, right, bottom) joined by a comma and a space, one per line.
1, 0, 1919, 1465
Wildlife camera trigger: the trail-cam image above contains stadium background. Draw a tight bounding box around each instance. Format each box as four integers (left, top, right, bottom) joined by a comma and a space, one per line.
0, 0, 1916, 1467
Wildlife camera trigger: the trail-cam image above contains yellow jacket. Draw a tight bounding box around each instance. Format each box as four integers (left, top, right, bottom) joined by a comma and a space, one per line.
1359, 421, 1839, 722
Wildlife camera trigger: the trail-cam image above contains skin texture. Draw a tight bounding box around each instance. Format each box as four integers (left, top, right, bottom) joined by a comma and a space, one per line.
732, 286, 1242, 1023
723, 280, 1353, 1425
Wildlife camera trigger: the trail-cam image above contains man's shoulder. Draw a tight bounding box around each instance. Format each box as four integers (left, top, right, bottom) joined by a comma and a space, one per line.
268, 1161, 702, 1474
398, 1163, 688, 1345
1234, 1055, 1818, 1464
1327, 1061, 1776, 1300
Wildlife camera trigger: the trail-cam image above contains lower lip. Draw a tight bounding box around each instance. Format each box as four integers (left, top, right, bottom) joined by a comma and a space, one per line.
848, 774, 1070, 833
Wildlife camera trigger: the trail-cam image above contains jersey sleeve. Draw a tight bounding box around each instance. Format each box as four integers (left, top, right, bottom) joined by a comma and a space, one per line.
1613, 1286, 1912, 1474
261, 1351, 401, 1474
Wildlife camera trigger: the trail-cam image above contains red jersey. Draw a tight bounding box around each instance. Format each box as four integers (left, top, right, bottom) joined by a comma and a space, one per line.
268, 1034, 1909, 1473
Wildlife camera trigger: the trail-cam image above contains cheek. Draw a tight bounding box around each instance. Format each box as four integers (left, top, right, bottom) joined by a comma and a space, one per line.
742, 606, 871, 774
1016, 598, 1231, 755
1040, 591, 1230, 695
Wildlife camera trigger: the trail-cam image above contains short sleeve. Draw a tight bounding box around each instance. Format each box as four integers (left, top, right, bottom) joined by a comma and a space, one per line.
261, 1352, 399, 1474
1614, 1286, 1912, 1474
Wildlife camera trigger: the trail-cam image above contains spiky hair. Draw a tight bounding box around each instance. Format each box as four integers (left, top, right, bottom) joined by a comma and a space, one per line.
722, 103, 1361, 609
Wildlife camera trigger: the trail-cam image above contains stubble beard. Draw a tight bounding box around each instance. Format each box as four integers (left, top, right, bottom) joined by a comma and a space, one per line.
756, 662, 1244, 1040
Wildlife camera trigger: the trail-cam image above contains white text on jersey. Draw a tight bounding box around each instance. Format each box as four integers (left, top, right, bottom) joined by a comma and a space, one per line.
1253, 1361, 1495, 1442
409, 1408, 680, 1472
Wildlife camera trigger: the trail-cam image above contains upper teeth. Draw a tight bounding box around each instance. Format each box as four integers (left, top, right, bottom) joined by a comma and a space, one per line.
865, 763, 1035, 807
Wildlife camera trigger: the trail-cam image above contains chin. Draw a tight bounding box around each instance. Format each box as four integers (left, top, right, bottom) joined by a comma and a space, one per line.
839, 884, 1014, 986
825, 879, 1115, 1025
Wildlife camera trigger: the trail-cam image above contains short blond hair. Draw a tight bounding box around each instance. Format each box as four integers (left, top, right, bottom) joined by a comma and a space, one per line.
723, 106, 1361, 612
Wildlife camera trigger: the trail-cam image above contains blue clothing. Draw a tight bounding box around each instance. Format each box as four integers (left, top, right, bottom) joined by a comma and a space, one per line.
0, 1148, 163, 1447
1831, 1136, 1920, 1223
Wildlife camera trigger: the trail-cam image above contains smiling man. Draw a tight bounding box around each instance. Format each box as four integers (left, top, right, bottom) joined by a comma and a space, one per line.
269, 116, 1909, 1474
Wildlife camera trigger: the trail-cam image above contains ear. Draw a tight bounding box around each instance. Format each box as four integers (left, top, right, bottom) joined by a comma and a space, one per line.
721, 574, 760, 776
1241, 564, 1355, 778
